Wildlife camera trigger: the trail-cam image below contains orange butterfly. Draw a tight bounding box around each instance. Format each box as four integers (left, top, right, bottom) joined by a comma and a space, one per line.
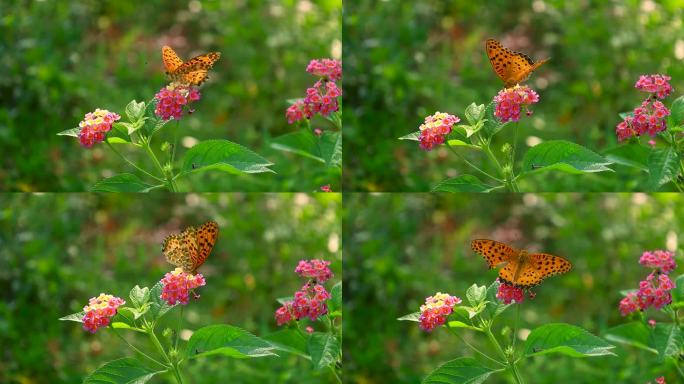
471, 239, 571, 288
162, 45, 221, 86
485, 39, 549, 88
162, 221, 219, 274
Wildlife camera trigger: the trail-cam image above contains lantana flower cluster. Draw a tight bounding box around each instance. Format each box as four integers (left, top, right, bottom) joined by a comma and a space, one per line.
417, 112, 461, 151
82, 293, 126, 333
496, 280, 529, 304
286, 58, 342, 124
275, 259, 334, 326
77, 109, 121, 148
616, 74, 673, 141
619, 250, 677, 316
493, 85, 540, 123
154, 84, 201, 121
160, 267, 207, 306
418, 292, 461, 332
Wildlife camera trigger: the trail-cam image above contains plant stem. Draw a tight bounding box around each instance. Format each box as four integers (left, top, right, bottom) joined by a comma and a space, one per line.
148, 327, 184, 384
509, 123, 521, 192
175, 305, 183, 351
143, 138, 177, 192
484, 324, 524, 384
512, 302, 521, 351
481, 138, 514, 191
445, 323, 506, 366
673, 356, 684, 380
105, 140, 164, 182
112, 329, 169, 369
445, 144, 503, 183
329, 365, 342, 384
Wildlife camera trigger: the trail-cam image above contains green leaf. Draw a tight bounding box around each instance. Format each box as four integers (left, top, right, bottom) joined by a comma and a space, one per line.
447, 139, 481, 150
432, 175, 491, 192
398, 131, 420, 141
111, 322, 145, 333
276, 296, 294, 305
646, 147, 680, 190
125, 100, 145, 122
604, 322, 657, 354
322, 131, 342, 167
446, 320, 482, 332
83, 358, 165, 384
263, 329, 309, 357
483, 280, 510, 319
57, 127, 80, 137
650, 323, 684, 360
148, 281, 174, 321
116, 307, 141, 323
422, 357, 500, 384
619, 111, 634, 120
603, 144, 650, 171
672, 274, 684, 303
329, 281, 342, 316
524, 323, 616, 357
521, 140, 614, 176
186, 325, 277, 359
670, 95, 684, 127
308, 332, 340, 370
465, 284, 487, 306
59, 311, 85, 322
464, 103, 485, 125
482, 101, 510, 138
397, 312, 421, 322
272, 129, 325, 162
90, 174, 155, 192
181, 139, 274, 175
129, 285, 150, 309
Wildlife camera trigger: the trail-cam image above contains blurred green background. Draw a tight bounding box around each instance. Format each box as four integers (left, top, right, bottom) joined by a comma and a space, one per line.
0, 0, 341, 192
343, 0, 684, 191
344, 193, 683, 383
0, 193, 341, 383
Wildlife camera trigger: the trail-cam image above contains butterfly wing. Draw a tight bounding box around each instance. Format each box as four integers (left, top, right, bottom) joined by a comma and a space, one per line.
175, 52, 221, 74
179, 70, 210, 86
529, 253, 572, 280
471, 239, 519, 269
485, 39, 547, 88
190, 221, 219, 273
162, 46, 184, 74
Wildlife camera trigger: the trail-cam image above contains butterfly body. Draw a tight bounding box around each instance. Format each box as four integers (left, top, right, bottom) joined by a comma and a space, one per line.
162, 46, 221, 86
485, 39, 548, 88
162, 221, 219, 273
471, 239, 571, 288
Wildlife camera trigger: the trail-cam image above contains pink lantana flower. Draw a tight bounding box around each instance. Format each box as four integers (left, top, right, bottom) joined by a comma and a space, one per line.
493, 85, 540, 123
154, 84, 201, 121
295, 259, 334, 282
78, 109, 121, 148
160, 267, 206, 306
419, 292, 461, 332
418, 112, 460, 151
82, 293, 126, 333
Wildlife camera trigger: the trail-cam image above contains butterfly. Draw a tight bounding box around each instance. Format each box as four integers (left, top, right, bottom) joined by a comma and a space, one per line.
162, 221, 219, 274
471, 239, 571, 288
485, 39, 549, 88
161, 45, 221, 86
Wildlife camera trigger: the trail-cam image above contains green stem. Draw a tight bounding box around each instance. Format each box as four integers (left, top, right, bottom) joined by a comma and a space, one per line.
148, 327, 184, 384
673, 356, 684, 380
512, 302, 521, 351
484, 324, 523, 384
480, 138, 514, 191
329, 365, 342, 384
509, 123, 521, 192
445, 323, 505, 366
175, 306, 183, 351
112, 329, 169, 369
105, 140, 164, 182
143, 138, 177, 192
445, 144, 503, 183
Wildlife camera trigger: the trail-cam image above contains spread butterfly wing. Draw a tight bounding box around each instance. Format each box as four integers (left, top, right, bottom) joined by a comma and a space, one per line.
162, 46, 184, 74
175, 52, 221, 74
180, 70, 210, 86
529, 253, 572, 279
471, 239, 519, 269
